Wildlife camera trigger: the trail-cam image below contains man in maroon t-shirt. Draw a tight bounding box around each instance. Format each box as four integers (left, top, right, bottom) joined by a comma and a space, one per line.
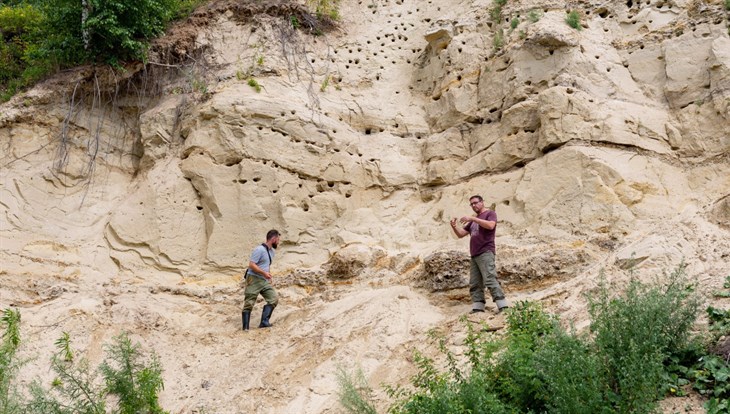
450, 195, 509, 313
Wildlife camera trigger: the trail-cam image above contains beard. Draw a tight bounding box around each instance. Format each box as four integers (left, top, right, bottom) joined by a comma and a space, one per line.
272, 242, 278, 249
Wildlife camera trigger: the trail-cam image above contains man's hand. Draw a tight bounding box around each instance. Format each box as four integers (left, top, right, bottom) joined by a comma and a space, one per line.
264, 272, 272, 281
460, 216, 473, 225
450, 218, 458, 228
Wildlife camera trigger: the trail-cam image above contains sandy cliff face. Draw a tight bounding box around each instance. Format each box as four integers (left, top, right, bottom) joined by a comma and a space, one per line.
1, 0, 729, 412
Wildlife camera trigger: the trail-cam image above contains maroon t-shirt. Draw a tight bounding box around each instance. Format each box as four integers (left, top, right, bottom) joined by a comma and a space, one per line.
464, 210, 497, 257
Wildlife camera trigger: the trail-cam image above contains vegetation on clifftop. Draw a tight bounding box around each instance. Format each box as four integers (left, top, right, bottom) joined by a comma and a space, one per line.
0, 0, 202, 101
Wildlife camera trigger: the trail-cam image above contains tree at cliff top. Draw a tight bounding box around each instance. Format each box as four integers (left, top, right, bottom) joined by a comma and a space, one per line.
0, 0, 200, 100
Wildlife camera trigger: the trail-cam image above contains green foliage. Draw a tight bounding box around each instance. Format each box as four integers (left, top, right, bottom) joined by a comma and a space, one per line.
489, 0, 505, 23
663, 306, 730, 413
487, 302, 556, 411
370, 264, 709, 414
527, 9, 541, 22
0, 309, 23, 414
82, 0, 176, 63
320, 74, 330, 92
536, 329, 610, 414
308, 0, 340, 21
588, 264, 701, 413
248, 77, 261, 93
707, 306, 730, 336
100, 333, 167, 414
0, 0, 199, 100
290, 14, 300, 29
509, 17, 519, 30
0, 3, 46, 101
0, 312, 168, 414
336, 367, 377, 414
505, 300, 557, 340
26, 333, 106, 414
55, 332, 74, 362
492, 29, 504, 50
384, 323, 510, 414
726, 0, 730, 10
713, 276, 730, 298
566, 10, 582, 30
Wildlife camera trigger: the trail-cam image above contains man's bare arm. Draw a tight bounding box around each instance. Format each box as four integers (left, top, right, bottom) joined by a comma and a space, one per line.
248, 261, 272, 280
460, 216, 496, 230
450, 218, 469, 238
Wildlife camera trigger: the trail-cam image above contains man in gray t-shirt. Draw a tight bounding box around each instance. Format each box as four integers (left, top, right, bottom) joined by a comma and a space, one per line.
242, 229, 280, 330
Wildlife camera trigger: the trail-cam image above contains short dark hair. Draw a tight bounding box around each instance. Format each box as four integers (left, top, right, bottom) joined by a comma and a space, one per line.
266, 229, 280, 240
469, 195, 483, 202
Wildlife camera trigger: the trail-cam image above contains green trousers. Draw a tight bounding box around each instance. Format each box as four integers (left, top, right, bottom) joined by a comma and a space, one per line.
469, 251, 505, 306
243, 275, 278, 312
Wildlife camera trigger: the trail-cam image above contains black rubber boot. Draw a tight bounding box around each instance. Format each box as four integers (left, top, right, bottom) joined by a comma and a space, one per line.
259, 304, 274, 328
242, 310, 251, 331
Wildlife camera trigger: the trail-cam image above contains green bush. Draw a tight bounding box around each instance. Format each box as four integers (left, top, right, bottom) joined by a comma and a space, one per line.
527, 9, 541, 23
0, 3, 46, 100
0, 309, 168, 414
26, 333, 107, 414
588, 265, 701, 413
536, 329, 610, 414
308, 0, 340, 21
336, 367, 377, 414
350, 264, 708, 414
0, 309, 23, 414
492, 29, 504, 50
386, 325, 510, 414
0, 0, 200, 100
100, 333, 167, 414
566, 10, 582, 30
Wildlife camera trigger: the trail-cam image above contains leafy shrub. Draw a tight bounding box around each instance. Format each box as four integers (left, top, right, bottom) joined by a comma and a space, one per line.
527, 9, 541, 22
588, 265, 701, 413
247, 77, 262, 93
308, 0, 340, 21
0, 309, 23, 414
505, 300, 556, 341
100, 333, 166, 414
566, 10, 582, 30
536, 329, 611, 414
509, 17, 519, 30
0, 309, 168, 414
36, 0, 179, 66
488, 302, 556, 411
0, 3, 46, 100
336, 367, 377, 414
0, 0, 199, 100
492, 29, 504, 50
349, 264, 708, 414
386, 324, 510, 414
26, 332, 107, 414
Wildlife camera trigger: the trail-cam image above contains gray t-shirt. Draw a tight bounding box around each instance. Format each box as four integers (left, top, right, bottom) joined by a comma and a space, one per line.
248, 244, 275, 279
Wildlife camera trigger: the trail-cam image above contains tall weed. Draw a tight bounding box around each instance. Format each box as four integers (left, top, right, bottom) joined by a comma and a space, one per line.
336, 366, 377, 414
100, 333, 167, 414
0, 309, 23, 414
